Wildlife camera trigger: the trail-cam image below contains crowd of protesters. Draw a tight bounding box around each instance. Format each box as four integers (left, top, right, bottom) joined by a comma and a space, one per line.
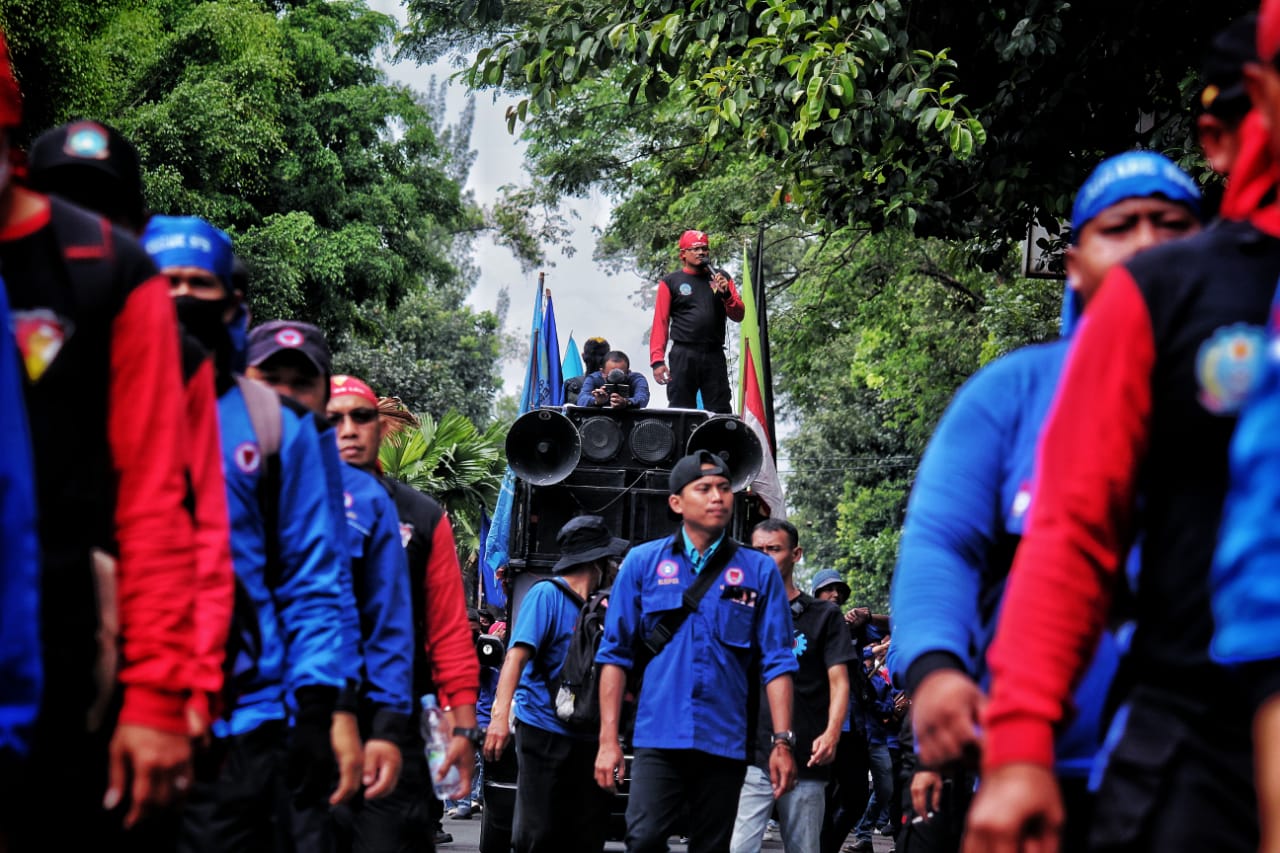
13, 3, 1280, 853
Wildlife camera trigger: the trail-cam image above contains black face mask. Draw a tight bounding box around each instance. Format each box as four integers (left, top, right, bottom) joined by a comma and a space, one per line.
173, 294, 229, 356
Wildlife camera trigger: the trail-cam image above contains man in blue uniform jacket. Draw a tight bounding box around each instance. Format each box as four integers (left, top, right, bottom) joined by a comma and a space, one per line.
594, 450, 799, 853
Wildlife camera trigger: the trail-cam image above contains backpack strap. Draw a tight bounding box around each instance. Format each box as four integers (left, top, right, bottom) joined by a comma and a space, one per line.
234, 375, 284, 588
635, 537, 740, 673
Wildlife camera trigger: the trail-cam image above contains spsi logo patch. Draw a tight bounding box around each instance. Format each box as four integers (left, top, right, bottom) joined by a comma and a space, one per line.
724, 567, 744, 586
275, 327, 304, 347
678, 282, 693, 296
656, 560, 680, 586
234, 441, 261, 474
1196, 323, 1266, 415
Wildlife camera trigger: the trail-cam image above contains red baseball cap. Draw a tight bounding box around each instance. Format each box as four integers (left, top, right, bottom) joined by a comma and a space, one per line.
678, 229, 709, 251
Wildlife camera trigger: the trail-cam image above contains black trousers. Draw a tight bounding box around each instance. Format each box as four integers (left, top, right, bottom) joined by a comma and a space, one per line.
820, 730, 871, 853
512, 722, 610, 853
1086, 688, 1256, 853
666, 344, 732, 413
329, 742, 436, 853
625, 748, 747, 853
179, 720, 291, 853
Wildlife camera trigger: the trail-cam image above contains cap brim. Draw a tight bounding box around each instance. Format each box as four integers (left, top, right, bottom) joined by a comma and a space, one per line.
553, 537, 628, 572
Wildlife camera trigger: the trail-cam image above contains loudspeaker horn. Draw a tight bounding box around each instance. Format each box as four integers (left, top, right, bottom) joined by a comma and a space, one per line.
685, 415, 764, 492
507, 408, 582, 485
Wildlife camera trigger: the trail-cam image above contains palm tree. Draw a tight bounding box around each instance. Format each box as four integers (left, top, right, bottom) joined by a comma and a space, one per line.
379, 409, 507, 573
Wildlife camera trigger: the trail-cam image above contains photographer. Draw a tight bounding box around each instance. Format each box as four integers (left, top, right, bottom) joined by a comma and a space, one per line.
576, 351, 650, 409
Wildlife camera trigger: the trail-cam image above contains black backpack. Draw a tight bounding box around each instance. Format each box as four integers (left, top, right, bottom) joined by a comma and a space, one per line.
543, 581, 611, 732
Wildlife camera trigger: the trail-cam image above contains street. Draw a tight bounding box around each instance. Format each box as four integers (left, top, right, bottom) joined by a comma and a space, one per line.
434, 810, 897, 851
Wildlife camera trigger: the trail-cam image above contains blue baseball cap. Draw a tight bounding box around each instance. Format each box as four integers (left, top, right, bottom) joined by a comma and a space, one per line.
141, 215, 234, 285
1070, 151, 1201, 244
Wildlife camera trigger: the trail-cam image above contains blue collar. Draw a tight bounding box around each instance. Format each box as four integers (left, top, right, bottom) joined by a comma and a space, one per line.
680, 527, 725, 575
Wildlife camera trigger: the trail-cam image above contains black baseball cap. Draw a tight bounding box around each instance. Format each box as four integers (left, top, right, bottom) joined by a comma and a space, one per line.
552, 515, 628, 573
668, 450, 732, 496
28, 120, 146, 229
247, 320, 332, 376
1200, 14, 1256, 122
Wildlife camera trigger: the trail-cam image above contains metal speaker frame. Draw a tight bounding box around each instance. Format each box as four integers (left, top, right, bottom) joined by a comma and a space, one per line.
506, 408, 582, 485
685, 415, 764, 491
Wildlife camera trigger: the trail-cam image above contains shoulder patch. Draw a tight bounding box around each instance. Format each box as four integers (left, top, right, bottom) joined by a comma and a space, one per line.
1196, 323, 1267, 415
234, 441, 262, 473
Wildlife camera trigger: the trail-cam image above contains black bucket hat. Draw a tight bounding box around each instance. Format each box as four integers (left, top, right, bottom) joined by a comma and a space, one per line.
553, 515, 628, 573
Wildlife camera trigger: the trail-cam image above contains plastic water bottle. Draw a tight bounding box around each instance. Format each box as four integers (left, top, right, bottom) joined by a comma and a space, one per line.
420, 695, 460, 800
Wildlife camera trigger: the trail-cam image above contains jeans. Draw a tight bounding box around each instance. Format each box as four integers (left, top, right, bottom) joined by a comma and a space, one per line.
626, 748, 747, 853
730, 765, 826, 853
853, 742, 893, 842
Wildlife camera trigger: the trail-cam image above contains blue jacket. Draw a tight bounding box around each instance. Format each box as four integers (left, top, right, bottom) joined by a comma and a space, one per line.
597, 534, 798, 760
1213, 288, 1280, 697
320, 426, 363, 670
340, 463, 414, 738
216, 383, 359, 736
889, 328, 1119, 777
0, 281, 41, 759
576, 369, 651, 408
863, 667, 896, 747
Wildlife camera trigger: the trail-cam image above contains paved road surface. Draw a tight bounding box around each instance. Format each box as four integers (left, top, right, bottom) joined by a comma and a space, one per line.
434, 810, 896, 851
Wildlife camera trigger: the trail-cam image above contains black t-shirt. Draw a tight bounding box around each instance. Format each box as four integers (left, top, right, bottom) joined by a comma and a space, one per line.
752, 592, 857, 778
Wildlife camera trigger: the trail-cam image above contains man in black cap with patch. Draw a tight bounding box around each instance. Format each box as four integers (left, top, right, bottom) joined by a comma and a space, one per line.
595, 451, 798, 853
483, 516, 626, 853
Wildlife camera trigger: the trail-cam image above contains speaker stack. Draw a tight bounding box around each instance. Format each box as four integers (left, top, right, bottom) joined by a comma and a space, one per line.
505, 406, 765, 572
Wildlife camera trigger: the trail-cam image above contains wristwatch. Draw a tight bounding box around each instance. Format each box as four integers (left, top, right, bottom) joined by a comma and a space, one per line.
453, 726, 484, 747
771, 730, 796, 749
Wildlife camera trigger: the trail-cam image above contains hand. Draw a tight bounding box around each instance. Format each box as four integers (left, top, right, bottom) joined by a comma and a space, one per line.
711, 272, 729, 294
436, 734, 475, 801
653, 364, 670, 385
768, 743, 797, 799
962, 763, 1063, 853
104, 723, 193, 829
808, 730, 839, 767
595, 738, 624, 792
491, 621, 507, 641
362, 739, 403, 800
185, 695, 213, 749
329, 711, 364, 805
609, 393, 626, 408
846, 607, 871, 628
591, 386, 609, 405
893, 691, 910, 720
483, 715, 511, 763
911, 770, 944, 819
912, 669, 985, 770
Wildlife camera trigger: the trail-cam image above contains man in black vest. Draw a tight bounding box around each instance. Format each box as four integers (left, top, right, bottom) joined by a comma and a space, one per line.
649, 230, 745, 413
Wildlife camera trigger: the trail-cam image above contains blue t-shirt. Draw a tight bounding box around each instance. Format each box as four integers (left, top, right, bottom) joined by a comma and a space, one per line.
511, 578, 590, 739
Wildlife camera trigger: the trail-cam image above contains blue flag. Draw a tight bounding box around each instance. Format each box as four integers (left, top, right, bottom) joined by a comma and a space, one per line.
562, 333, 584, 387
484, 279, 566, 607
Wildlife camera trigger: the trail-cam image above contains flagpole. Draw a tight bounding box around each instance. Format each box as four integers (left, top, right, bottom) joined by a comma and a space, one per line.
754, 226, 777, 457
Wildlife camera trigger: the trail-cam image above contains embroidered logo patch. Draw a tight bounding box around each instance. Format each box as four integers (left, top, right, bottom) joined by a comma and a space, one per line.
64, 121, 110, 160
678, 283, 693, 296
275, 327, 304, 347
12, 309, 71, 382
724, 567, 744, 586
1011, 482, 1032, 518
1196, 323, 1266, 415
399, 522, 414, 549
792, 631, 808, 658
657, 560, 680, 585
234, 441, 261, 474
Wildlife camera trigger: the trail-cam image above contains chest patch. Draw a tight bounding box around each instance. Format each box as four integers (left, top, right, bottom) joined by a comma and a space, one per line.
1195, 323, 1266, 415
724, 567, 744, 586
792, 630, 808, 658
399, 522, 414, 549
1011, 482, 1032, 519
656, 559, 680, 585
12, 309, 72, 382
234, 441, 261, 474
678, 282, 693, 296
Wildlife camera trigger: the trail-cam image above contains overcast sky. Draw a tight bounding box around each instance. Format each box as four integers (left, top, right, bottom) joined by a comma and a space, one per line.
370, 1, 655, 399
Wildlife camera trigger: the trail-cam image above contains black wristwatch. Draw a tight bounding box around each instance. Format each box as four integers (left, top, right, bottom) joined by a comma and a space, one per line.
453, 726, 484, 747
771, 730, 795, 749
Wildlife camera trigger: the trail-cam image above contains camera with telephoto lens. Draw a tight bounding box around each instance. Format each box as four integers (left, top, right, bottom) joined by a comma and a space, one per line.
601, 368, 632, 405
